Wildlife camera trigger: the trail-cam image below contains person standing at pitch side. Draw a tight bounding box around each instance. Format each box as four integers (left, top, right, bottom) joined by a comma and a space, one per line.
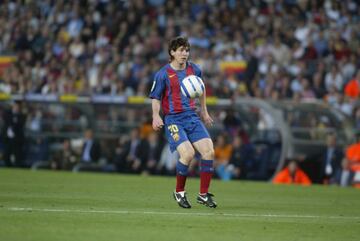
149, 36, 217, 208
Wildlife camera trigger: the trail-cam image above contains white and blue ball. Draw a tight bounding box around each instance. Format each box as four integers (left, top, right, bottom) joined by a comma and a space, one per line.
180, 75, 205, 98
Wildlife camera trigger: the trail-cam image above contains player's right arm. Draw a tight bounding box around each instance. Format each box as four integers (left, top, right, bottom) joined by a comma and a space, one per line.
152, 99, 164, 131
149, 70, 165, 131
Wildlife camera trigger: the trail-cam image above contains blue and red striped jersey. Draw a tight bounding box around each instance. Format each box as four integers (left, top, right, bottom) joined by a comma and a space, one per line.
149, 62, 202, 116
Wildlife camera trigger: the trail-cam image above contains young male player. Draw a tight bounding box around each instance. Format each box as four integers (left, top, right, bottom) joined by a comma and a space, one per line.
149, 36, 217, 208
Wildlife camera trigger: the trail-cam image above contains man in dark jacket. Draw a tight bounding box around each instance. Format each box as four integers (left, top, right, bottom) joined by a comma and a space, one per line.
80, 129, 101, 164
1, 101, 26, 167
320, 133, 343, 184
135, 132, 163, 175
72, 129, 101, 172
115, 128, 140, 173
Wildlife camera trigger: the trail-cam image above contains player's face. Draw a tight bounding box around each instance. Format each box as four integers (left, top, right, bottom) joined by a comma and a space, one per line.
171, 46, 189, 65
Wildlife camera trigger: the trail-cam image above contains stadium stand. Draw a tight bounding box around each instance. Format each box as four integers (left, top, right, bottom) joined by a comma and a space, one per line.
0, 0, 359, 186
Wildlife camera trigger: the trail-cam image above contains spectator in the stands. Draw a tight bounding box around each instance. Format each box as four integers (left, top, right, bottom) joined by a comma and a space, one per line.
344, 70, 360, 99
325, 65, 343, 92
214, 133, 233, 180
227, 136, 245, 180
354, 107, 360, 130
51, 139, 78, 170
223, 108, 242, 138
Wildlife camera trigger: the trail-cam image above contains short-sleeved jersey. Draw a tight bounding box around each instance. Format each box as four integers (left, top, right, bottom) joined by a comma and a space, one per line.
149, 62, 202, 116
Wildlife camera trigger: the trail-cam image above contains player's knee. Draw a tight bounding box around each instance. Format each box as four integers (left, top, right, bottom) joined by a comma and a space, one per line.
180, 149, 195, 163
201, 148, 214, 160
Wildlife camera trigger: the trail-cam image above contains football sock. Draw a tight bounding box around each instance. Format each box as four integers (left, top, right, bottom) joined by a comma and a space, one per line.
200, 160, 214, 194
176, 160, 189, 192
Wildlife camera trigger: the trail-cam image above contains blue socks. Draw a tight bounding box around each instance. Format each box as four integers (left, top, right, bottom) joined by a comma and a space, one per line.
200, 160, 214, 173
176, 160, 189, 176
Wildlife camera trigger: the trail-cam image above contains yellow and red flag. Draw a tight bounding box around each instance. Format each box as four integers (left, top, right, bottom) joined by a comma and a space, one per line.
0, 56, 16, 76
219, 61, 247, 74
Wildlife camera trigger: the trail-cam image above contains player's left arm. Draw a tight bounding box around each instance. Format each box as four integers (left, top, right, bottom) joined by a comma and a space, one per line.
199, 87, 214, 127
193, 62, 214, 127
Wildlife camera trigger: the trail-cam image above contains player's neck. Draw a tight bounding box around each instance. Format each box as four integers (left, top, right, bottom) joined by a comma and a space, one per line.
170, 61, 186, 71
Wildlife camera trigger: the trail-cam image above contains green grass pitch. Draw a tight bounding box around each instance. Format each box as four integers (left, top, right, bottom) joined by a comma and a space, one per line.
0, 169, 359, 241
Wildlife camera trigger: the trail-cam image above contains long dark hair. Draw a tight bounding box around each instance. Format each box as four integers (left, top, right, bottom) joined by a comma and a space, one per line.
168, 36, 190, 62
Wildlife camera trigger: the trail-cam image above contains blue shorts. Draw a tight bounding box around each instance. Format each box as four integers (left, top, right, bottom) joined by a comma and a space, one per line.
164, 111, 210, 152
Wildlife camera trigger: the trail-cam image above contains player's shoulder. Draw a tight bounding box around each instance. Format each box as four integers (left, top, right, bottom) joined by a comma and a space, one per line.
188, 61, 201, 70
154, 64, 170, 80
188, 61, 202, 76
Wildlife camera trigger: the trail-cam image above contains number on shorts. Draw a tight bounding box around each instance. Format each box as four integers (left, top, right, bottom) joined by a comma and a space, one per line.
168, 124, 179, 134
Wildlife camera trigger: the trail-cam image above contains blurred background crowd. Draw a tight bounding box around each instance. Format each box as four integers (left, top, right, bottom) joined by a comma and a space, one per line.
0, 0, 359, 106
0, 0, 360, 187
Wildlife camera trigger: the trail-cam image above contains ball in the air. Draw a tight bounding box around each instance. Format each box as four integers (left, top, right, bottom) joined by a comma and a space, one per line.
180, 75, 205, 98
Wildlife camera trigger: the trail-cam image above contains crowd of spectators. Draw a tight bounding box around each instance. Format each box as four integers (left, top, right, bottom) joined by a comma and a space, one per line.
0, 0, 359, 115
0, 0, 360, 186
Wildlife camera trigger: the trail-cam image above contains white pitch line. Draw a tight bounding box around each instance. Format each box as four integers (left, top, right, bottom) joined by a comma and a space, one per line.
5, 207, 360, 220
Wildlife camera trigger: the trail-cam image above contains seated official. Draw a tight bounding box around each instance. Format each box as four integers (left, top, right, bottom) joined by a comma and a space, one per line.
72, 129, 101, 172
320, 133, 343, 184
80, 129, 101, 164
273, 159, 312, 185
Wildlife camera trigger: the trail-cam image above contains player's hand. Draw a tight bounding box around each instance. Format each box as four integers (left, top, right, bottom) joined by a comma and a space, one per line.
201, 112, 214, 127
152, 115, 164, 131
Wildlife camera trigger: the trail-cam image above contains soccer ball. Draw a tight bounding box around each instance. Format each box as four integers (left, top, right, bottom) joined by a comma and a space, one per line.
180, 75, 205, 98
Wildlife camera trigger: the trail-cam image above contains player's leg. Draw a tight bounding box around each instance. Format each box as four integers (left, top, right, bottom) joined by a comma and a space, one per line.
176, 141, 195, 191
185, 115, 215, 195
172, 141, 195, 208
192, 138, 217, 207
192, 138, 214, 192
164, 120, 194, 208
165, 123, 195, 192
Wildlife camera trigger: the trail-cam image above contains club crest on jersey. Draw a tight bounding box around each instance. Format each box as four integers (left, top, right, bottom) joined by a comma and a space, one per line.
172, 133, 180, 142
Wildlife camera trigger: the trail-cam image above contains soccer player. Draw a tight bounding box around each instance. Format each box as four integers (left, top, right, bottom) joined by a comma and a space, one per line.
149, 36, 217, 208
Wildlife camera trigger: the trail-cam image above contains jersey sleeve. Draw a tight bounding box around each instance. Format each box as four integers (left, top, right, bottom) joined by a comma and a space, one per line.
149, 70, 165, 100
191, 63, 203, 78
